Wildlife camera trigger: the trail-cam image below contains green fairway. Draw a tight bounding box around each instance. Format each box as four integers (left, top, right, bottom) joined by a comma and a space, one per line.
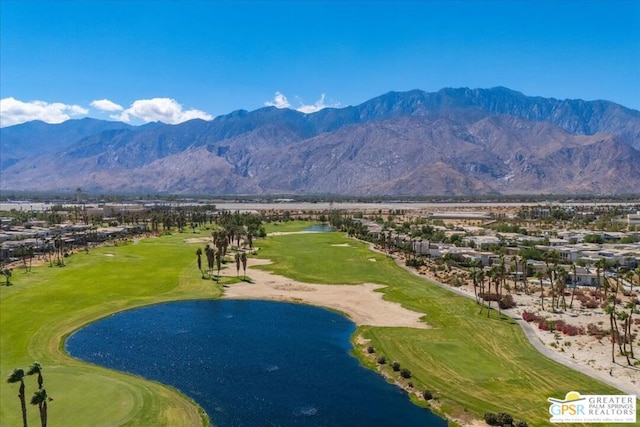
0, 226, 633, 427
1, 234, 222, 427
253, 232, 630, 426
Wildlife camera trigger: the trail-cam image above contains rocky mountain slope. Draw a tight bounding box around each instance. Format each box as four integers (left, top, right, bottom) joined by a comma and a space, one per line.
1, 87, 639, 195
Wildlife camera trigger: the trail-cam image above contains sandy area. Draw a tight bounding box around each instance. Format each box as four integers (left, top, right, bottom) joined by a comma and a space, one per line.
222, 259, 429, 329
398, 255, 640, 396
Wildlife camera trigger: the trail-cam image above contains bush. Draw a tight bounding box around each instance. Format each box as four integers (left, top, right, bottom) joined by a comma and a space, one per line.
515, 420, 528, 427
400, 368, 412, 379
392, 361, 401, 371
521, 311, 540, 322
554, 320, 566, 331
377, 356, 386, 364
497, 412, 514, 425
499, 294, 517, 309
367, 346, 375, 354
561, 323, 584, 336
423, 389, 433, 400
485, 411, 516, 426
405, 258, 424, 268
484, 412, 499, 425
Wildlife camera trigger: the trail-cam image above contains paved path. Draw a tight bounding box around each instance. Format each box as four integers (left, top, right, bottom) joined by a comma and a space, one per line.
379, 246, 638, 395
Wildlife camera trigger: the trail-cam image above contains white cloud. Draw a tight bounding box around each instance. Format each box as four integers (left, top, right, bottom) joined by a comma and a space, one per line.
296, 93, 339, 113
114, 98, 213, 124
264, 92, 340, 113
0, 97, 88, 127
264, 92, 291, 109
90, 99, 123, 112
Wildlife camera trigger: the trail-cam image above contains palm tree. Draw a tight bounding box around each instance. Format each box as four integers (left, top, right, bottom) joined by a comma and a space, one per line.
471, 260, 480, 303
215, 248, 222, 279
7, 368, 28, 427
195, 248, 203, 272
510, 255, 519, 292
616, 310, 632, 365
555, 265, 568, 311
569, 262, 578, 309
477, 269, 486, 314
535, 270, 546, 311
30, 388, 50, 427
27, 362, 43, 389
3, 268, 12, 286
604, 296, 620, 363
241, 251, 248, 280
235, 252, 241, 277
625, 298, 637, 359
604, 295, 628, 363
205, 245, 214, 276
520, 256, 529, 295
487, 265, 498, 317
246, 230, 254, 249
594, 258, 608, 301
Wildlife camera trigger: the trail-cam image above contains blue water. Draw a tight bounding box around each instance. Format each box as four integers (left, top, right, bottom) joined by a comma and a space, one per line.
304, 224, 334, 232
66, 300, 446, 426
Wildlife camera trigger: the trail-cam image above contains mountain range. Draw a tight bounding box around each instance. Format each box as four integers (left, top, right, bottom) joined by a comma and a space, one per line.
1, 87, 639, 196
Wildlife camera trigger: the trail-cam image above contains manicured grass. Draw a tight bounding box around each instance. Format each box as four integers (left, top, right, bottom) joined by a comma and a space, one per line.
254, 232, 629, 426
1, 227, 633, 427
263, 219, 317, 233
1, 233, 222, 427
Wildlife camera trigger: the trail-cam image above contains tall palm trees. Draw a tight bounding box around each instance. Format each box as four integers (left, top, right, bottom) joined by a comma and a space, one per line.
594, 258, 608, 301
27, 362, 49, 427
26, 362, 43, 390
235, 252, 241, 277
241, 251, 248, 280
555, 266, 568, 311
7, 368, 27, 427
195, 248, 203, 273
30, 389, 49, 427
7, 363, 51, 427
535, 270, 546, 311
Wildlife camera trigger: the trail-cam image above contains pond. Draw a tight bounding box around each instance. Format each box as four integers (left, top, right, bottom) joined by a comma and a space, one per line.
304, 224, 334, 232
66, 300, 446, 426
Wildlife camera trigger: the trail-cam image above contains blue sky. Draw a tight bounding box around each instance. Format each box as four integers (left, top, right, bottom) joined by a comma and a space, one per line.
1, 0, 638, 127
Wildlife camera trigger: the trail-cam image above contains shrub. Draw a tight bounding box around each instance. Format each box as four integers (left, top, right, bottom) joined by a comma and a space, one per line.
484, 412, 499, 425
538, 319, 555, 331
554, 320, 566, 331
499, 294, 517, 309
377, 356, 386, 364
515, 421, 528, 427
367, 346, 375, 354
497, 412, 514, 425
400, 368, 412, 379
423, 389, 433, 400
561, 324, 584, 336
405, 258, 424, 268
392, 361, 401, 371
521, 311, 539, 322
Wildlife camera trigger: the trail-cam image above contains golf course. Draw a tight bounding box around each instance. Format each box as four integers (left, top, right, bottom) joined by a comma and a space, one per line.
0, 222, 629, 426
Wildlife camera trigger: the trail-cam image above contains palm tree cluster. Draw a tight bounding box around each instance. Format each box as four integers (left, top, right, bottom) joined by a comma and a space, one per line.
6, 362, 51, 427
196, 211, 264, 280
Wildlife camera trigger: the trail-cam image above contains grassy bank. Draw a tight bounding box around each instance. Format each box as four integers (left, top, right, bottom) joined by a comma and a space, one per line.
253, 231, 627, 426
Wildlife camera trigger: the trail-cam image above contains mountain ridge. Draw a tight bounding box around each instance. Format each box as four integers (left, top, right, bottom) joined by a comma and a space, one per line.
1, 87, 639, 195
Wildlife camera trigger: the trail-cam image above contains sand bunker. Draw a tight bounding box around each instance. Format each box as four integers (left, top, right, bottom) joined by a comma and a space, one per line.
223, 259, 428, 329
